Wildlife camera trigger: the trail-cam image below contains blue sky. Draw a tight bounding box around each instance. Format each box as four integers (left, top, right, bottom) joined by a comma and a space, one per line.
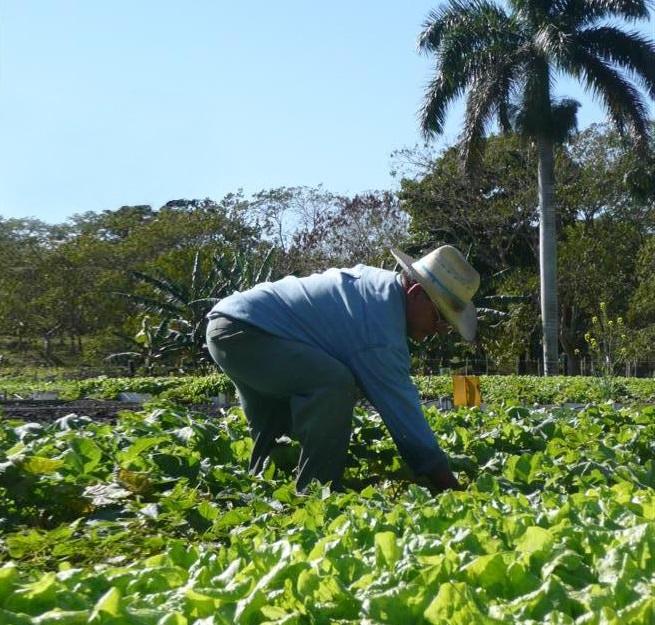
1, 1, 653, 224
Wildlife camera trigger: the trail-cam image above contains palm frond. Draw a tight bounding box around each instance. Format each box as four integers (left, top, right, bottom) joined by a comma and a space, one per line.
460, 84, 501, 169
519, 0, 553, 15
113, 291, 183, 317
550, 98, 581, 142
489, 267, 515, 281
552, 0, 650, 28
190, 249, 202, 296
418, 0, 518, 138
420, 77, 468, 138
417, 2, 470, 54
212, 253, 239, 293
534, 23, 576, 58
477, 294, 532, 304
130, 270, 189, 304
188, 297, 222, 309
153, 317, 172, 342
460, 70, 515, 169
417, 7, 447, 53
498, 96, 513, 134
576, 27, 655, 99
476, 307, 511, 319
105, 351, 142, 361
198, 264, 223, 297
252, 247, 277, 284
561, 50, 651, 147
419, 0, 514, 52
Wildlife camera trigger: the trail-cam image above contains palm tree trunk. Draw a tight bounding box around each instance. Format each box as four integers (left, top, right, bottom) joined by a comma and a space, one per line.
538, 137, 559, 375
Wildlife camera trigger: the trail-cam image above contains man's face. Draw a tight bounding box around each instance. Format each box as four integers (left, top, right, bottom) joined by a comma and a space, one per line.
405, 283, 451, 341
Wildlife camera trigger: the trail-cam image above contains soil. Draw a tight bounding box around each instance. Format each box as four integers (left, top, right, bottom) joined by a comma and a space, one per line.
0, 399, 226, 422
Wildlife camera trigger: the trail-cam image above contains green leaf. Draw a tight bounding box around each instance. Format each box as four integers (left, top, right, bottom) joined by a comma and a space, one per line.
0, 564, 18, 601
21, 456, 65, 475
423, 582, 503, 624
66, 437, 103, 474
374, 531, 400, 569
184, 589, 219, 619
506, 561, 541, 597
89, 587, 122, 620
197, 500, 219, 521
296, 569, 319, 597
5, 530, 49, 559
155, 613, 188, 625
504, 454, 532, 483
0, 609, 32, 625
507, 577, 584, 621
234, 589, 266, 625
32, 610, 89, 624
365, 582, 430, 622
118, 436, 169, 465
514, 526, 554, 566
3, 572, 59, 616
462, 553, 508, 594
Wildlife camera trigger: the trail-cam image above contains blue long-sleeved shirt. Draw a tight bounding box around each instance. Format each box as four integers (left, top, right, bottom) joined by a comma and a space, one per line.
208, 265, 448, 475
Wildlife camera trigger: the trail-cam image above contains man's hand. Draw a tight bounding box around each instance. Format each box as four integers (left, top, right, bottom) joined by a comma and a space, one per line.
426, 466, 464, 493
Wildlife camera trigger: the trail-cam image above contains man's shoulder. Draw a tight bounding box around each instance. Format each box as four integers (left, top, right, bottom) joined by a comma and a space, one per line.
342, 264, 398, 283
294, 264, 397, 286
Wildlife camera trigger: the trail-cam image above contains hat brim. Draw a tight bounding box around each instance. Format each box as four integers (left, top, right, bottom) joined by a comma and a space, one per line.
390, 247, 478, 342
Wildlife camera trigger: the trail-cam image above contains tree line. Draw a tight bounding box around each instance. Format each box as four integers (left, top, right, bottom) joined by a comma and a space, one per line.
415, 0, 655, 374
0, 124, 653, 375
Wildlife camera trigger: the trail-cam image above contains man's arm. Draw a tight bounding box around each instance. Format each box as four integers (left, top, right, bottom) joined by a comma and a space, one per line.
349, 346, 456, 485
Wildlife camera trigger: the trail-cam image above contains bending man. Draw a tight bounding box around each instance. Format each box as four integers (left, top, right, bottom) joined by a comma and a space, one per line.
206, 245, 480, 493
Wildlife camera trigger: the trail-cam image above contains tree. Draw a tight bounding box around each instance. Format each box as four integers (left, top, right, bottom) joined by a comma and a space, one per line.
418, 0, 655, 374
628, 235, 655, 329
289, 191, 410, 272
565, 122, 655, 224
400, 135, 543, 274
559, 217, 642, 373
249, 186, 339, 250
0, 218, 71, 361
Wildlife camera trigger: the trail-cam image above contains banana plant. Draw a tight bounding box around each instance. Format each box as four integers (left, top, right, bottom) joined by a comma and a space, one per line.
106, 315, 172, 375
115, 247, 278, 370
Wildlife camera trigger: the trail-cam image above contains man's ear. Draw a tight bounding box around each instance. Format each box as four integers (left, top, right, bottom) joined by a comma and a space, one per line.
407, 283, 424, 300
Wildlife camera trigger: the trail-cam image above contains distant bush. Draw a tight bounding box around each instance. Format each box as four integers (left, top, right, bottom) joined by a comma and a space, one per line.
413, 375, 655, 404
2, 372, 654, 405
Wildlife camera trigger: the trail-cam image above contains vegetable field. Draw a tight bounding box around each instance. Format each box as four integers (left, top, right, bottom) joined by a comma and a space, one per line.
3, 373, 655, 406
1, 397, 654, 624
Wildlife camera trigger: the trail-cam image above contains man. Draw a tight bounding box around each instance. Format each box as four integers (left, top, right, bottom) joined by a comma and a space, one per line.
206, 245, 480, 493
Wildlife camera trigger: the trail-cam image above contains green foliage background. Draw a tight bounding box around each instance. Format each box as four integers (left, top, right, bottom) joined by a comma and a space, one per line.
1, 124, 654, 374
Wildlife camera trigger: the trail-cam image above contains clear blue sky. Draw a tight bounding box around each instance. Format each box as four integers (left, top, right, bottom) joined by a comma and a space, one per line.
1, 1, 653, 224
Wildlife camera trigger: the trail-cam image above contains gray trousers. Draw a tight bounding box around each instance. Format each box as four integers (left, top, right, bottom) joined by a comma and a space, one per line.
206, 314, 357, 491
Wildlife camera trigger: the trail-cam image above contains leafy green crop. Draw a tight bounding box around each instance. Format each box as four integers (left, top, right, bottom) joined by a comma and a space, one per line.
0, 400, 654, 623
413, 374, 655, 405
2, 373, 655, 404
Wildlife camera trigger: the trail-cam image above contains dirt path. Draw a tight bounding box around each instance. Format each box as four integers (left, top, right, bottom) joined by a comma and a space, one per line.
0, 399, 226, 422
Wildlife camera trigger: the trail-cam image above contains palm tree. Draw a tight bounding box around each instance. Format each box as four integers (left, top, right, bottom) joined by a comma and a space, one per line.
418, 0, 655, 375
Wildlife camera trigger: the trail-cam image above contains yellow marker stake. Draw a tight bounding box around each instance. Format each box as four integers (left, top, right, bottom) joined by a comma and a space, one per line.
452, 375, 481, 407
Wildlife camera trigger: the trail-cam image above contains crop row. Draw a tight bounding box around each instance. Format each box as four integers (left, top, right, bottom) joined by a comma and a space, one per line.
2, 374, 655, 405
0, 401, 654, 623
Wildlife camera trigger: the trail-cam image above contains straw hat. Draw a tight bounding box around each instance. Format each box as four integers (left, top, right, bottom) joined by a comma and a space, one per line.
390, 245, 480, 341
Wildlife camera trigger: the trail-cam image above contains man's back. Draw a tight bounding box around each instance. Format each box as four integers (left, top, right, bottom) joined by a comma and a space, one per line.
209, 265, 407, 363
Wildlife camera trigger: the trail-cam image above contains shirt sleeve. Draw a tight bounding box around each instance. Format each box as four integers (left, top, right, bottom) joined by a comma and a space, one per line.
348, 345, 450, 476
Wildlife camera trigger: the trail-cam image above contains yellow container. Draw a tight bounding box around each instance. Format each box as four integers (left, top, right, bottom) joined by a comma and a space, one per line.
453, 375, 482, 407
